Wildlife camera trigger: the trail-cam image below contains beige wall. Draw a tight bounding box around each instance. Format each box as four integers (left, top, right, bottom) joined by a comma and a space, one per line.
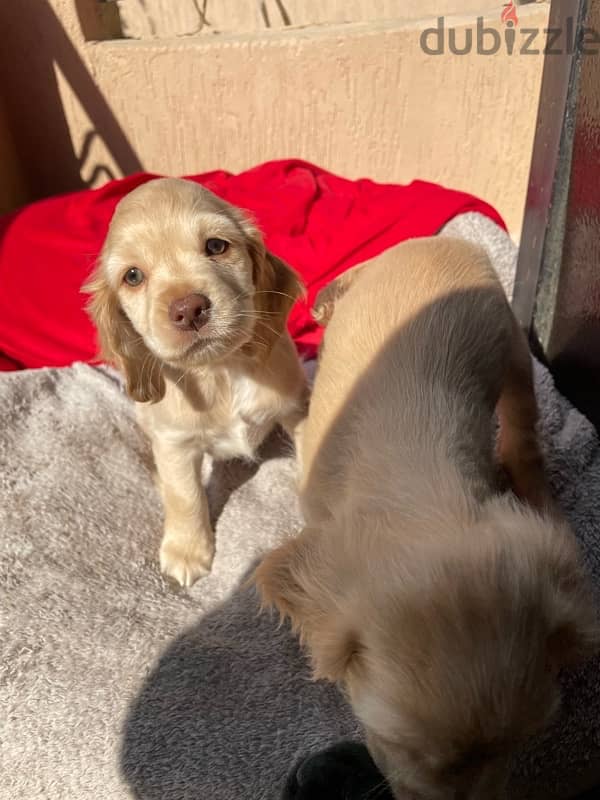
0, 1, 549, 235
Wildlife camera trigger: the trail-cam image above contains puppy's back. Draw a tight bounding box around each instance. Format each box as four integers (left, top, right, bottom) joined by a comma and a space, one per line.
301, 237, 513, 520
322, 237, 506, 381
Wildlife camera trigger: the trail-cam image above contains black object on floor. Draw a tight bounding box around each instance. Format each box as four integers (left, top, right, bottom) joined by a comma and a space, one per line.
282, 740, 394, 799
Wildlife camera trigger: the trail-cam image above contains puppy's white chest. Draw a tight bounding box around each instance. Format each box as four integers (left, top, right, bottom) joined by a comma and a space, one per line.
144, 368, 289, 462
204, 373, 277, 460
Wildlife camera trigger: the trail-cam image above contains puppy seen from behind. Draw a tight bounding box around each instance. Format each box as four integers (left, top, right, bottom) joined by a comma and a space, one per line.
255, 237, 598, 799
85, 177, 307, 586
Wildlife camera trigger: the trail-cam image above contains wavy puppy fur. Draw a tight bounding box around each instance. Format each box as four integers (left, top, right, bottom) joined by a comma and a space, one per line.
255, 237, 598, 799
84, 178, 307, 586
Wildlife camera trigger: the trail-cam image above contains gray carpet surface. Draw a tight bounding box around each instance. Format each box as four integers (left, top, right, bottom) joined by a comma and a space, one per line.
1, 214, 599, 800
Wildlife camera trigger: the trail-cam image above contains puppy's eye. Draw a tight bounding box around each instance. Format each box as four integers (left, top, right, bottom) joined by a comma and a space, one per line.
123, 267, 144, 286
205, 238, 229, 256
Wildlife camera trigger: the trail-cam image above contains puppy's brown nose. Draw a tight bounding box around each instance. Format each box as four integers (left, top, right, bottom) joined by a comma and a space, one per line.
169, 293, 211, 330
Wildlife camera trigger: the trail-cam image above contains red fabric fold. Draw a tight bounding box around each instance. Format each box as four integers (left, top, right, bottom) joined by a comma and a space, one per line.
0, 159, 504, 368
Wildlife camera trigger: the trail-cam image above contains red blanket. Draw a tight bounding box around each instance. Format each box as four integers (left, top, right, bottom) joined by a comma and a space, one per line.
0, 159, 504, 369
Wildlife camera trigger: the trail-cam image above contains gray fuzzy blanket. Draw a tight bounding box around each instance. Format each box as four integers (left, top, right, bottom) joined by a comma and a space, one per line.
2, 214, 599, 800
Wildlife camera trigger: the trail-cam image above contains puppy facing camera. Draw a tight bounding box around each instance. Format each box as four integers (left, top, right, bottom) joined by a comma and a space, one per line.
84, 178, 308, 587
282, 741, 393, 800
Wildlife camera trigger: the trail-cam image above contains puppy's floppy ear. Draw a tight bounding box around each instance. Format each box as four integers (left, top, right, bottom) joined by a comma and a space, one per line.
240, 217, 304, 357
253, 529, 319, 628
83, 267, 165, 404
253, 528, 362, 682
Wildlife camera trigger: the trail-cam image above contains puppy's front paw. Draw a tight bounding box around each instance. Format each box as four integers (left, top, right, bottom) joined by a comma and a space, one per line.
159, 534, 214, 587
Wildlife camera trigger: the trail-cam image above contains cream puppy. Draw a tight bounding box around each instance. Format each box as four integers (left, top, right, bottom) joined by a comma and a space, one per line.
255, 237, 597, 799
85, 178, 307, 586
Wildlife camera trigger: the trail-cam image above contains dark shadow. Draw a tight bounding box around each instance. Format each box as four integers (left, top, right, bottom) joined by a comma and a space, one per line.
0, 0, 142, 203
554, 375, 600, 433
74, 0, 124, 42
77, 129, 118, 184
529, 327, 600, 434
207, 459, 261, 529
207, 426, 292, 528
550, 354, 600, 435
121, 569, 361, 800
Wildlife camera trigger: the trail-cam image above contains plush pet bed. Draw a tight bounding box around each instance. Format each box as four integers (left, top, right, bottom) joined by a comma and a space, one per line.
2, 212, 600, 800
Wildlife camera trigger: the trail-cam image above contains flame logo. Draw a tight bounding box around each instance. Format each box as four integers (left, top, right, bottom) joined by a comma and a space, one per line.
501, 1, 519, 27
